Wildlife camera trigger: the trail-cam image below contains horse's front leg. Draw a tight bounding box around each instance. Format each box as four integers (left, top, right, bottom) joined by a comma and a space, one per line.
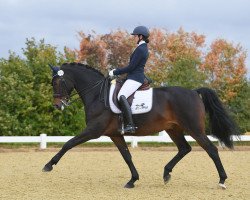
110, 136, 139, 188
42, 126, 101, 172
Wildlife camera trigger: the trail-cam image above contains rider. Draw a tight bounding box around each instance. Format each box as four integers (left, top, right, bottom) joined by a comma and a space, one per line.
109, 26, 150, 133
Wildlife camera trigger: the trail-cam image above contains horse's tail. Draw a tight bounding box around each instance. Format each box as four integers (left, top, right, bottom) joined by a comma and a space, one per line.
195, 87, 239, 149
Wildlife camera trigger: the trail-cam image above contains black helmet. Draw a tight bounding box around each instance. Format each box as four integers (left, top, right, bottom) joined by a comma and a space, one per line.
131, 26, 150, 37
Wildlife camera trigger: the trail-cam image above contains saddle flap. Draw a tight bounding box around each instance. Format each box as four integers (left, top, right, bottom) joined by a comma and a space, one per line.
109, 79, 153, 114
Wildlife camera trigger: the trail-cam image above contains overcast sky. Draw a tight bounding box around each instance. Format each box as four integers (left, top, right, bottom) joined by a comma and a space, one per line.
0, 0, 249, 76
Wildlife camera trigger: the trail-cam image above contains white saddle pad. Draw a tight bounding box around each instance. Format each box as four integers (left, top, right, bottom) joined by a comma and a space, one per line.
109, 80, 153, 114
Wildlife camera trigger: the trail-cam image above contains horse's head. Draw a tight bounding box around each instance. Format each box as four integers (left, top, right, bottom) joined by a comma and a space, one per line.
49, 64, 74, 110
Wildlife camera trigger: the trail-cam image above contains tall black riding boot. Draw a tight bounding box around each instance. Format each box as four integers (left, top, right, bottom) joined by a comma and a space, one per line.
119, 95, 136, 133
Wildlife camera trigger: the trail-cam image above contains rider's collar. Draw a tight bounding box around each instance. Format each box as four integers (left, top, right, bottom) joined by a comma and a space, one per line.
137, 40, 146, 46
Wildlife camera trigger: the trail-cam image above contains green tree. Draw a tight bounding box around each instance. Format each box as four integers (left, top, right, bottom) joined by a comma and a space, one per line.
0, 38, 85, 136
166, 56, 206, 89
228, 80, 250, 133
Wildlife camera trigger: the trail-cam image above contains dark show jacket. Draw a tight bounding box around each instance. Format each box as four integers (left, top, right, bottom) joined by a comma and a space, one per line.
113, 43, 149, 84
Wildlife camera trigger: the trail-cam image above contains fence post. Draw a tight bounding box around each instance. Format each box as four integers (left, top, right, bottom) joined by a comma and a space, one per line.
40, 134, 47, 149
218, 140, 225, 148
131, 137, 138, 148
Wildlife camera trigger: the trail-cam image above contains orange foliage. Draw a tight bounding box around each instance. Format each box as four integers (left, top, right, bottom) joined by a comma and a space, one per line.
77, 31, 107, 72
147, 28, 205, 85
165, 28, 205, 63
145, 28, 169, 83
201, 39, 247, 101
76, 28, 247, 102
101, 30, 134, 69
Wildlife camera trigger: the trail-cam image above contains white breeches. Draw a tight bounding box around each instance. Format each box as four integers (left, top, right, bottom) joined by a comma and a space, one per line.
118, 79, 142, 99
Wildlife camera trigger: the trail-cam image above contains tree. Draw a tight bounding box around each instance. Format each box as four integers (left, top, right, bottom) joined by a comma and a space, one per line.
148, 28, 206, 88
0, 38, 85, 136
1, 28, 248, 135
76, 28, 249, 133
228, 80, 250, 133
0, 53, 34, 135
201, 39, 247, 102
77, 32, 107, 73
101, 30, 135, 69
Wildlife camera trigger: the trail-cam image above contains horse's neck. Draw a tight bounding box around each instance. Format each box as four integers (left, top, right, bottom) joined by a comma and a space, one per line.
74, 70, 103, 106
73, 71, 106, 123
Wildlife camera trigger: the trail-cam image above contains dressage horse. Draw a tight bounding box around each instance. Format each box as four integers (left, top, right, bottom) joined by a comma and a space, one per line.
43, 62, 238, 189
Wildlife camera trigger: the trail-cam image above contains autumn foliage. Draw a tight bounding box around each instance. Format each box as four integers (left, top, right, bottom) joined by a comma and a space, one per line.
77, 28, 247, 103
0, 31, 248, 135
201, 39, 247, 101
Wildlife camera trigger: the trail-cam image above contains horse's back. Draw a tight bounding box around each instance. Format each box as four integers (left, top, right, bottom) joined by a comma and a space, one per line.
152, 86, 205, 130
153, 86, 201, 107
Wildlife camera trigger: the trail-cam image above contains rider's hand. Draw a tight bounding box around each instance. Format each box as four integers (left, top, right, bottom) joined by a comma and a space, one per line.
109, 69, 115, 78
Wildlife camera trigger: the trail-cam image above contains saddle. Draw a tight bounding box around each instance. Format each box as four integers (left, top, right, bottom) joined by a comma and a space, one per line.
112, 77, 152, 109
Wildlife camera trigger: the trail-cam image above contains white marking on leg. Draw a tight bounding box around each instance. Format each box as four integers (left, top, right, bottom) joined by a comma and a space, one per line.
218, 183, 227, 189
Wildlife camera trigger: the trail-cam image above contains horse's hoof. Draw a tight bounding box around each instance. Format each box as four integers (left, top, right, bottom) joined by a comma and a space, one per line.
124, 183, 135, 189
164, 174, 171, 184
218, 183, 227, 190
42, 164, 53, 172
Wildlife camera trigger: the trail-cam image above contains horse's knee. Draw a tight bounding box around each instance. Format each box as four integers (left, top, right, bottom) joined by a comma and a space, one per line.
185, 145, 192, 154
179, 145, 192, 156
62, 141, 75, 151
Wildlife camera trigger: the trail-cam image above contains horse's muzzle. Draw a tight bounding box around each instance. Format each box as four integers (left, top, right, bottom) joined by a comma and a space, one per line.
54, 103, 65, 111
53, 98, 65, 111
53, 104, 61, 110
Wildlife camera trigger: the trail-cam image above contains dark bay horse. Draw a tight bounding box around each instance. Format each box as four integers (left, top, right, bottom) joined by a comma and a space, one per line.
43, 62, 238, 189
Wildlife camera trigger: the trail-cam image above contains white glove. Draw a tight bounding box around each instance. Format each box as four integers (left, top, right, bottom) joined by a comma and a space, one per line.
109, 69, 115, 78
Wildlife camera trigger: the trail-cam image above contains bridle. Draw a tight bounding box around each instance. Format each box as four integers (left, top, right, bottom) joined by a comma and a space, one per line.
52, 72, 109, 109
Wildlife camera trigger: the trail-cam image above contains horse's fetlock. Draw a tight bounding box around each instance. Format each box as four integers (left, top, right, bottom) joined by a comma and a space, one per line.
132, 175, 139, 181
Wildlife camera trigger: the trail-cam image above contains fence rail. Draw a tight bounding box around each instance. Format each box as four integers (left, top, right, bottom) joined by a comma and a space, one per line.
0, 131, 249, 149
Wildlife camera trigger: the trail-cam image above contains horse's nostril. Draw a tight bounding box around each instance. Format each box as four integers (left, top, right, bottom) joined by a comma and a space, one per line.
54, 104, 60, 109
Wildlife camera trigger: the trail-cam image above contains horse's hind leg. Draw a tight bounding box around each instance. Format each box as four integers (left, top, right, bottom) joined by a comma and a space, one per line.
110, 136, 139, 188
163, 129, 191, 183
191, 133, 228, 189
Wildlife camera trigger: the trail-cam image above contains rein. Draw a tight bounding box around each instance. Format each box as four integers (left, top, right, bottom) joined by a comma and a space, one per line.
99, 76, 110, 107
55, 75, 110, 108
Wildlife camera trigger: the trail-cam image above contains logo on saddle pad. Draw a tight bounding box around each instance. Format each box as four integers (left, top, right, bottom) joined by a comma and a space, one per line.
109, 79, 153, 114
135, 103, 148, 110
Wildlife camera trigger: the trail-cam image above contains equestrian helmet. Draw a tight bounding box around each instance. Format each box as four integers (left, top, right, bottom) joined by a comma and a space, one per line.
131, 26, 150, 37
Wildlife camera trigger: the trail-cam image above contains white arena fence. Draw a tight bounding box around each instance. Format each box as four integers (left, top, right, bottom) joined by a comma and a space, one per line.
0, 131, 249, 149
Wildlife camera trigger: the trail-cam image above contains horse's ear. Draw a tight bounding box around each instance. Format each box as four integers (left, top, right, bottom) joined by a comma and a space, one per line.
49, 64, 60, 74
48, 64, 53, 69
49, 64, 55, 72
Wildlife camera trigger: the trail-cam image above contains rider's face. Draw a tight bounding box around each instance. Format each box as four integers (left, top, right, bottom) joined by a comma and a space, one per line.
133, 35, 143, 44
133, 35, 139, 43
